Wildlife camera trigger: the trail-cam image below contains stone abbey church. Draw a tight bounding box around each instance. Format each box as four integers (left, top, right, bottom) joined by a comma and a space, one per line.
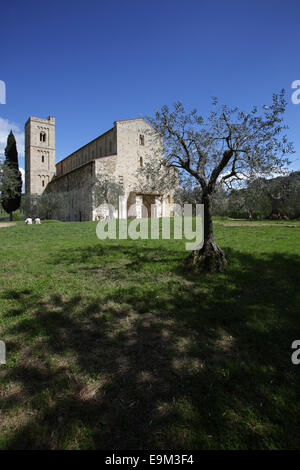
25, 116, 174, 221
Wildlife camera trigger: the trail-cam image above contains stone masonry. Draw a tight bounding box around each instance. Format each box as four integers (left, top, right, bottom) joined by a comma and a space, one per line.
25, 116, 175, 221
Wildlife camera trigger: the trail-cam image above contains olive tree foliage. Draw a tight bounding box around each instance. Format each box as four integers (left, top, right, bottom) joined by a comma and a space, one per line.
23, 191, 66, 220
136, 157, 178, 196
208, 172, 300, 220
145, 92, 293, 272
210, 188, 230, 216
242, 179, 270, 218
173, 178, 229, 216
174, 185, 202, 207
284, 172, 300, 218
93, 173, 124, 218
246, 172, 300, 219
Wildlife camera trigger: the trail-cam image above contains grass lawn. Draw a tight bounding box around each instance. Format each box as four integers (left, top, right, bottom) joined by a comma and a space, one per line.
0, 217, 300, 450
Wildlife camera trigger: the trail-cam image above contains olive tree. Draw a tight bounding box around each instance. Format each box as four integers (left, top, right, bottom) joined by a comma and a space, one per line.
93, 173, 124, 218
23, 192, 66, 220
146, 92, 293, 272
136, 157, 178, 195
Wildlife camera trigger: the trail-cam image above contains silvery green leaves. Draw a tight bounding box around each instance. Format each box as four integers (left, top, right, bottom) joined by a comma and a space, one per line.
93, 173, 125, 208
147, 93, 293, 192
143, 93, 294, 271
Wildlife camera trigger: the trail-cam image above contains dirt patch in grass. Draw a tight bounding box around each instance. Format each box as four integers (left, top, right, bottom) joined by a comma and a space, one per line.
0, 223, 16, 228
217, 222, 299, 227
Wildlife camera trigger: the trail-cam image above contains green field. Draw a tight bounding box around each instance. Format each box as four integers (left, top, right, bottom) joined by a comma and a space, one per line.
0, 218, 300, 449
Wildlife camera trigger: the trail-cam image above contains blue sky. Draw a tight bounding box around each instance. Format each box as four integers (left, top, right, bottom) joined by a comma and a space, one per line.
1, 0, 300, 177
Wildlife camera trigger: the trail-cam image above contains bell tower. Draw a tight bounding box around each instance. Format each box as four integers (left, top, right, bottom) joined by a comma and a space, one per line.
25, 116, 55, 194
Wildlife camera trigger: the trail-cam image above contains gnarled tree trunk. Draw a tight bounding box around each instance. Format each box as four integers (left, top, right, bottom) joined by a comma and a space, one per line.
185, 193, 227, 273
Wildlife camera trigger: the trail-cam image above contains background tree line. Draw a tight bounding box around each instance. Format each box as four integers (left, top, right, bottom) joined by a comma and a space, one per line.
208, 171, 300, 220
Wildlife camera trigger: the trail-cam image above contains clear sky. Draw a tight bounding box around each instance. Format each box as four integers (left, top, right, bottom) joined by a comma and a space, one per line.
1, 0, 300, 178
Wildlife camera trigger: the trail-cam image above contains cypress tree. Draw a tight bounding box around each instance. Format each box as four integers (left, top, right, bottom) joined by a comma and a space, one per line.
0, 131, 22, 221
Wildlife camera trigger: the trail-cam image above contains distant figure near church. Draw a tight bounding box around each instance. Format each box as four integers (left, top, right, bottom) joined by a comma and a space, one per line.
25, 116, 176, 221
25, 217, 32, 224
34, 217, 41, 224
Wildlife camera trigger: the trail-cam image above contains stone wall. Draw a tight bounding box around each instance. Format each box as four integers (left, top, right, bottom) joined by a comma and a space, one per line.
56, 127, 116, 177
115, 118, 163, 195
26, 116, 176, 221
47, 154, 119, 221
25, 116, 55, 194
47, 161, 94, 221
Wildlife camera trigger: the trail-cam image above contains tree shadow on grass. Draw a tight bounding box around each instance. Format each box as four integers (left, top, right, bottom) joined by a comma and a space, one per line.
49, 241, 185, 266
0, 247, 300, 449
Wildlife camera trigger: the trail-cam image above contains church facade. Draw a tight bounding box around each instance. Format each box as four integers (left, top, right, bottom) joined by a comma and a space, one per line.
25, 116, 175, 221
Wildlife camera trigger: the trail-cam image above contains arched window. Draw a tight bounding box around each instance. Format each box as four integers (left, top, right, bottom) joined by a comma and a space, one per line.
41, 155, 44, 163
40, 132, 46, 142
139, 134, 145, 146
140, 157, 143, 167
